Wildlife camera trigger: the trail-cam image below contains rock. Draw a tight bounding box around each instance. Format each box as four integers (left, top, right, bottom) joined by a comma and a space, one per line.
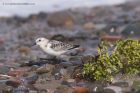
87, 83, 104, 93
81, 55, 95, 64
132, 80, 140, 92
103, 86, 122, 93
61, 80, 71, 87
54, 73, 62, 80
36, 73, 53, 84
0, 37, 5, 45
18, 46, 30, 55
83, 22, 95, 30
20, 60, 47, 67
0, 84, 13, 93
70, 61, 83, 66
73, 87, 89, 93
30, 65, 39, 71
71, 66, 83, 79
6, 80, 21, 88
76, 81, 86, 87
14, 86, 29, 93
0, 65, 10, 74
112, 81, 130, 88
47, 11, 75, 27
36, 64, 54, 74
60, 62, 73, 67
121, 22, 140, 37
54, 68, 70, 79
54, 85, 72, 93
23, 74, 39, 85
7, 68, 27, 77
60, 68, 67, 76
29, 90, 38, 93
61, 79, 75, 87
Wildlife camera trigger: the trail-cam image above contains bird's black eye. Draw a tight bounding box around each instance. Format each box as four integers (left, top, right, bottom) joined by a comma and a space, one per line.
38, 39, 41, 42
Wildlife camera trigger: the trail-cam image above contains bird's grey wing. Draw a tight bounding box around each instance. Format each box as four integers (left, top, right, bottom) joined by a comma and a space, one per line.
49, 40, 78, 51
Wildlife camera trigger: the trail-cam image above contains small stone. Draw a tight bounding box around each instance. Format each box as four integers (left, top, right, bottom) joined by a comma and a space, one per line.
36, 64, 54, 74
76, 81, 86, 87
132, 80, 140, 92
0, 66, 10, 74
24, 74, 39, 84
14, 86, 29, 93
6, 80, 21, 88
87, 83, 103, 93
54, 73, 62, 80
29, 90, 37, 93
70, 61, 83, 66
54, 85, 71, 93
47, 11, 75, 27
73, 87, 89, 93
0, 84, 13, 93
18, 46, 30, 55
60, 62, 73, 67
60, 68, 67, 76
8, 68, 27, 77
61, 79, 75, 87
83, 22, 95, 30
61, 80, 71, 87
103, 86, 122, 93
112, 81, 130, 88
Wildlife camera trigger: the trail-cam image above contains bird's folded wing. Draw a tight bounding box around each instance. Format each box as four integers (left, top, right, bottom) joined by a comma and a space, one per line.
49, 40, 77, 51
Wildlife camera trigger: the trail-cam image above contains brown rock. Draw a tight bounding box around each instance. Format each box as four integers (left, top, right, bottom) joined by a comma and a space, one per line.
100, 35, 123, 42
73, 87, 89, 93
18, 46, 30, 55
83, 22, 95, 30
47, 11, 75, 27
7, 68, 27, 77
36, 64, 55, 74
6, 80, 21, 88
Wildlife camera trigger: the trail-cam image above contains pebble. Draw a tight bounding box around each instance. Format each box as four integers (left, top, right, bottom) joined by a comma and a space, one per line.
36, 64, 54, 74
103, 86, 122, 93
73, 87, 89, 93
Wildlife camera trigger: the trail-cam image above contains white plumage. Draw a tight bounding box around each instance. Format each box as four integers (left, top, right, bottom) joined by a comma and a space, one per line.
35, 37, 79, 56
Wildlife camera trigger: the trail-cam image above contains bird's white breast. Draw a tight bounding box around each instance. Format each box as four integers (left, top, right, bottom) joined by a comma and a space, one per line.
41, 43, 66, 56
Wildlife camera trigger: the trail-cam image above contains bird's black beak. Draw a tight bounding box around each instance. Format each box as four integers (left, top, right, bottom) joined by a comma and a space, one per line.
32, 42, 36, 46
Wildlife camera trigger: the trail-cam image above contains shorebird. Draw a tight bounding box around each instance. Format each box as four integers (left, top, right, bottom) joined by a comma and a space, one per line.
35, 37, 80, 58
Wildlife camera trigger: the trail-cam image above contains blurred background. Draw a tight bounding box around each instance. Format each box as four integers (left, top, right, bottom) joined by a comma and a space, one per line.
0, 0, 138, 62
0, 0, 140, 92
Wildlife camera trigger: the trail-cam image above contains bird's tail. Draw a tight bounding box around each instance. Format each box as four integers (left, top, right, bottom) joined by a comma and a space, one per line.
68, 45, 80, 50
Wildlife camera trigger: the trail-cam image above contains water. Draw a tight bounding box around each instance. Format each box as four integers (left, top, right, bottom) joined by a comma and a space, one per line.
0, 0, 127, 17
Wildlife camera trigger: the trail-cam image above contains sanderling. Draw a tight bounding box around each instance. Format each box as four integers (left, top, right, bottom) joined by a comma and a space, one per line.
35, 37, 80, 57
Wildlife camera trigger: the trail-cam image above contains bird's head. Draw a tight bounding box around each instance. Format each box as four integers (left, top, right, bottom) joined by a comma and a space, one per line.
35, 37, 49, 47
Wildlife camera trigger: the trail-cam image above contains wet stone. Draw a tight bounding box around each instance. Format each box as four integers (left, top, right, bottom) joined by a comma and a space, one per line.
0, 66, 10, 74
14, 86, 29, 93
70, 60, 83, 66
6, 80, 21, 88
61, 79, 75, 87
0, 84, 14, 93
54, 85, 71, 93
132, 80, 140, 92
8, 68, 27, 77
73, 87, 89, 93
103, 86, 122, 93
54, 73, 62, 80
60, 62, 73, 68
76, 81, 86, 87
23, 74, 39, 85
36, 64, 55, 74
87, 83, 103, 93
29, 90, 37, 93
61, 80, 71, 87
112, 81, 130, 88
